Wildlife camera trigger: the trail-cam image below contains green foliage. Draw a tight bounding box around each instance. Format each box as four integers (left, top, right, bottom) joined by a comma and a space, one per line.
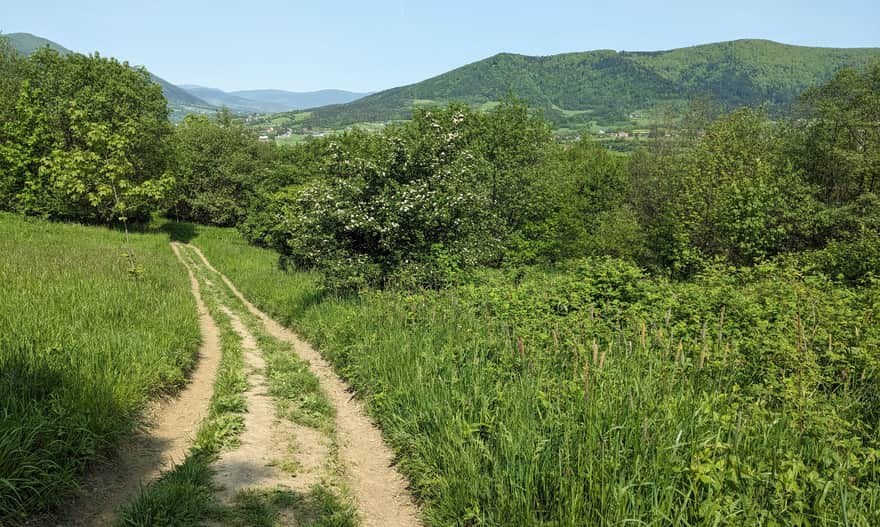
194, 226, 880, 527
632, 108, 820, 273
0, 49, 174, 223
292, 40, 880, 129
0, 213, 199, 523
793, 63, 880, 204
520, 141, 632, 263
170, 110, 262, 226
0, 39, 29, 125
169, 109, 315, 227
246, 100, 556, 290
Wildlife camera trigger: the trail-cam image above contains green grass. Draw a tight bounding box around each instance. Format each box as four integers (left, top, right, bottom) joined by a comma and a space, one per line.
247, 314, 335, 430
117, 243, 353, 526
216, 486, 358, 527
115, 455, 216, 527
0, 213, 200, 523
186, 223, 880, 526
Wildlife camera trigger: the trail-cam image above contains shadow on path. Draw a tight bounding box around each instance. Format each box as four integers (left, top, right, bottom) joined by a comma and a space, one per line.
160, 221, 200, 243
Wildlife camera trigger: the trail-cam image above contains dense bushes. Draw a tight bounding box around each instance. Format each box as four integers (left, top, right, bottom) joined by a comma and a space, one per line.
629, 108, 821, 273
168, 110, 293, 226
242, 100, 636, 289
243, 102, 542, 288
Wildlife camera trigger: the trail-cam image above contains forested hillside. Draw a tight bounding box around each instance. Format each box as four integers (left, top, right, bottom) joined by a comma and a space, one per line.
296, 39, 880, 127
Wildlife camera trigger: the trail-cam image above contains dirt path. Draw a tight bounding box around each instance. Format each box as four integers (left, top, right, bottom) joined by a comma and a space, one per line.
212, 306, 330, 501
188, 244, 421, 527
56, 243, 222, 527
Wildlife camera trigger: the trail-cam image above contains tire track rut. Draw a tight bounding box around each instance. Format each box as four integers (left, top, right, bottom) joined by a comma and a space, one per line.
186, 243, 421, 527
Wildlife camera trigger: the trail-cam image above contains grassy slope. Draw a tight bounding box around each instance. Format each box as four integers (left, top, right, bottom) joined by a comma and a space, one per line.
190, 225, 880, 526
0, 213, 199, 522
295, 39, 880, 128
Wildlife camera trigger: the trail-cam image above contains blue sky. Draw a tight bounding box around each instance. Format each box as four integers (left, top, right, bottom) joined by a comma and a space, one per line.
3, 0, 879, 92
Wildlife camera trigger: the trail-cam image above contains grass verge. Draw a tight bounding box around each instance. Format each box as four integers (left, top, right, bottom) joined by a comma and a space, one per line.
0, 213, 199, 523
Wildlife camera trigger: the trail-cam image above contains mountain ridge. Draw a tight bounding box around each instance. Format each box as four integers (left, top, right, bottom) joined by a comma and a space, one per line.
180, 86, 370, 113
1, 32, 367, 118
2, 32, 213, 113
290, 39, 880, 128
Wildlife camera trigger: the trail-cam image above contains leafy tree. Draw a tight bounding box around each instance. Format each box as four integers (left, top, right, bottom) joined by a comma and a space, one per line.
0, 38, 30, 125
474, 96, 553, 234
169, 110, 274, 226
632, 109, 818, 273
257, 108, 499, 290
508, 140, 632, 263
793, 63, 880, 204
0, 49, 174, 223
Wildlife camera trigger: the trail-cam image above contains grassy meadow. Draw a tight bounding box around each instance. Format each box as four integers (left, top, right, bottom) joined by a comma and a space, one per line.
189, 224, 880, 526
0, 213, 199, 522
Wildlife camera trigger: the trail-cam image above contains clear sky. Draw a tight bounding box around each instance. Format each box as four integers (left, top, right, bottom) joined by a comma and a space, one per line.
3, 0, 879, 93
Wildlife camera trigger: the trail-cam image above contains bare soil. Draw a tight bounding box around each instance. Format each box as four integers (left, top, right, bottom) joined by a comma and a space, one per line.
212, 307, 330, 502
188, 244, 421, 527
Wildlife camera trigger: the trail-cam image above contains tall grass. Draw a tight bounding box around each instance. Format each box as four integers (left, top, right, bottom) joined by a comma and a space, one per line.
0, 213, 199, 523
191, 223, 880, 526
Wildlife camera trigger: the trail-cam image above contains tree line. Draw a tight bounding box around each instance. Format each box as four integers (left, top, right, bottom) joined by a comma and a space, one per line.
0, 44, 291, 228
1, 41, 878, 290
241, 64, 880, 289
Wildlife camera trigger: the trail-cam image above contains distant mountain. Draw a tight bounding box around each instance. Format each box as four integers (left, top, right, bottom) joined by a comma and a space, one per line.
3, 32, 72, 55
2, 32, 214, 116
231, 89, 369, 112
294, 39, 880, 128
150, 78, 212, 110
178, 86, 369, 113
179, 85, 266, 113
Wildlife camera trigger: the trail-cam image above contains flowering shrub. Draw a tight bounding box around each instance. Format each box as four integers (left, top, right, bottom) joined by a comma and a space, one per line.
246, 102, 552, 290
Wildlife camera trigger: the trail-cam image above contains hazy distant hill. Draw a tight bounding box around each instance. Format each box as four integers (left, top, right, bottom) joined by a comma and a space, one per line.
2, 32, 213, 115
179, 85, 266, 113
231, 89, 368, 112
180, 86, 368, 113
296, 39, 880, 128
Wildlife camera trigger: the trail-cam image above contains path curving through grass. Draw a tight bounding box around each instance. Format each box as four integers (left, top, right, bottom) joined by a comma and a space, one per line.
184, 243, 422, 527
